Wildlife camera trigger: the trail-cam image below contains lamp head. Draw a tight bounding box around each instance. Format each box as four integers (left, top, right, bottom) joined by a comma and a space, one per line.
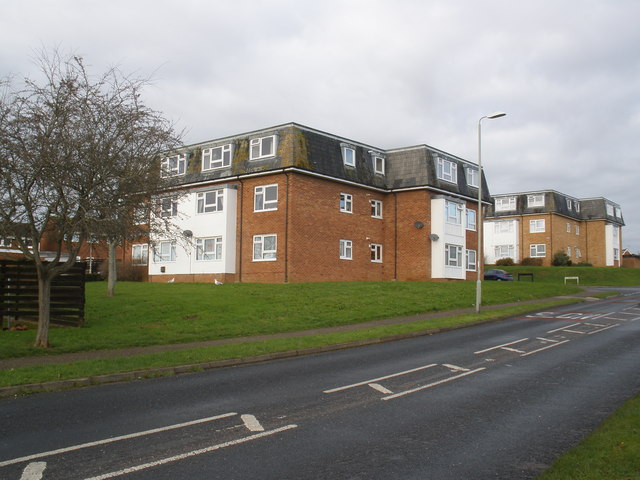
487, 112, 506, 119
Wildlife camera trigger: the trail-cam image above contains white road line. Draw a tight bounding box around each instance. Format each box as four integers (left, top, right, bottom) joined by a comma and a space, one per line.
20, 462, 46, 480
536, 337, 560, 343
82, 424, 298, 480
588, 324, 619, 334
442, 364, 470, 372
474, 338, 528, 354
547, 323, 580, 333
0, 412, 237, 468
584, 322, 606, 328
563, 329, 586, 334
502, 347, 525, 353
368, 383, 394, 394
323, 364, 438, 394
521, 340, 570, 356
382, 368, 486, 401
241, 414, 265, 432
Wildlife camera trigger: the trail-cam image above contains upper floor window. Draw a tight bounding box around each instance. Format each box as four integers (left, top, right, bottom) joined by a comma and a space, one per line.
255, 185, 278, 212
566, 198, 573, 210
575, 202, 581, 213
371, 199, 383, 219
197, 189, 224, 214
530, 219, 545, 233
606, 204, 615, 216
370, 243, 382, 263
445, 201, 463, 225
342, 146, 356, 167
466, 209, 477, 231
250, 136, 276, 160
566, 223, 571, 233
575, 225, 580, 235
436, 157, 457, 183
0, 237, 13, 248
527, 194, 545, 207
615, 207, 622, 218
160, 198, 178, 218
494, 220, 514, 233
495, 196, 516, 211
132, 244, 149, 266
340, 193, 353, 213
373, 156, 385, 175
202, 144, 232, 171
196, 237, 223, 261
466, 167, 479, 188
161, 154, 186, 177
253, 234, 277, 261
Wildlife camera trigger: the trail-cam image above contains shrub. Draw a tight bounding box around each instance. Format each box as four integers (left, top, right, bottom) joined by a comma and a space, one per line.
552, 251, 573, 266
520, 257, 543, 266
573, 262, 593, 267
496, 257, 515, 266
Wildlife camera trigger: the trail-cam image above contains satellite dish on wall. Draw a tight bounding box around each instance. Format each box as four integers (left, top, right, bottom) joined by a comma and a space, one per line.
183, 230, 193, 238
414, 221, 424, 229
429, 233, 439, 241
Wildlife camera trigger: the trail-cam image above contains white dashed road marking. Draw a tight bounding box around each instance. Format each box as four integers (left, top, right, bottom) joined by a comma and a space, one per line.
381, 368, 486, 401
323, 364, 438, 394
241, 414, 265, 432
20, 462, 46, 480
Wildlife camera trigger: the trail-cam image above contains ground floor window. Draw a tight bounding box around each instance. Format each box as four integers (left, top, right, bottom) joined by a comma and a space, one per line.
340, 239, 353, 260
253, 234, 277, 261
466, 249, 477, 271
445, 244, 463, 267
131, 244, 148, 265
370, 243, 382, 263
153, 241, 176, 262
495, 245, 515, 259
196, 237, 223, 261
530, 244, 546, 257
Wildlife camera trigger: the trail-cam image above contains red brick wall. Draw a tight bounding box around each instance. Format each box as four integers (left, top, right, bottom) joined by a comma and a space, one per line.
395, 190, 432, 281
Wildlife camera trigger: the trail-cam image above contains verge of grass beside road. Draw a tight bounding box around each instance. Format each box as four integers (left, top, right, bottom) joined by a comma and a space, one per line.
537, 393, 640, 480
0, 280, 582, 359
0, 299, 578, 388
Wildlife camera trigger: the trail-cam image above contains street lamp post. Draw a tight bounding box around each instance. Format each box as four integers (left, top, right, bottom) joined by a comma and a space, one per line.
476, 112, 506, 314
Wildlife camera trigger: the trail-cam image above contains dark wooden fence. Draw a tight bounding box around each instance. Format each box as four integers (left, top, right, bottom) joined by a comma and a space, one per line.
0, 261, 86, 328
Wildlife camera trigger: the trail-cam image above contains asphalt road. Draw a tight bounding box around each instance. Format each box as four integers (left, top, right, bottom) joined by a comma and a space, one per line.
2, 288, 639, 479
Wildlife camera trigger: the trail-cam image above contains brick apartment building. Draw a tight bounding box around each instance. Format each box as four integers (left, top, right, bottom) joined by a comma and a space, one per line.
139, 122, 487, 283
484, 190, 624, 267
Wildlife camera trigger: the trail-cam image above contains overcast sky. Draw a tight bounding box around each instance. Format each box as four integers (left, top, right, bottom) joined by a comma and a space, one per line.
2, 0, 639, 252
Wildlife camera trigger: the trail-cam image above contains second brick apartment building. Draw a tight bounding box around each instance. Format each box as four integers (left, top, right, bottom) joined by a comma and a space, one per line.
141, 122, 488, 283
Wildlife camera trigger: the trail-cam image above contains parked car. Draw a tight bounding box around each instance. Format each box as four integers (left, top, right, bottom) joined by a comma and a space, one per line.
484, 269, 514, 281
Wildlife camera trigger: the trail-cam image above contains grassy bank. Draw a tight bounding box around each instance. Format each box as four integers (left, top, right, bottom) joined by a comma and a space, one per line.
0, 280, 581, 359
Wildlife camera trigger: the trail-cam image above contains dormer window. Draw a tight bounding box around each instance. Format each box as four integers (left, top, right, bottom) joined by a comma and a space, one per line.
373, 155, 385, 175
202, 144, 232, 170
250, 135, 276, 160
495, 196, 516, 211
161, 154, 186, 177
527, 194, 545, 207
436, 157, 457, 183
342, 146, 356, 167
466, 167, 479, 188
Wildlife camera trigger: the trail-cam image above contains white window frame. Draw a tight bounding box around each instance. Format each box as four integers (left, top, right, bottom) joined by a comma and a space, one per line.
466, 167, 479, 188
566, 199, 573, 210
197, 189, 224, 214
606, 204, 615, 216
614, 248, 620, 261
342, 146, 356, 167
160, 198, 178, 218
340, 193, 353, 213
615, 207, 622, 218
575, 202, 581, 213
445, 201, 463, 225
567, 246, 572, 257
445, 244, 463, 267
466, 249, 477, 271
567, 223, 571, 233
161, 154, 186, 178
494, 245, 515, 259
575, 225, 580, 235
527, 194, 545, 207
250, 136, 276, 160
466, 208, 477, 231
340, 239, 353, 260
370, 199, 383, 219
373, 156, 385, 175
530, 219, 545, 233
370, 243, 382, 263
530, 244, 546, 257
495, 196, 516, 211
436, 157, 457, 183
195, 237, 223, 261
253, 234, 277, 261
202, 144, 232, 171
154, 240, 176, 262
131, 244, 148, 266
576, 248, 582, 258
254, 184, 278, 212
494, 221, 514, 234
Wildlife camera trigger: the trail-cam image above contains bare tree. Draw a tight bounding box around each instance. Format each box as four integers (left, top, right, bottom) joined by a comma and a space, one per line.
0, 50, 181, 347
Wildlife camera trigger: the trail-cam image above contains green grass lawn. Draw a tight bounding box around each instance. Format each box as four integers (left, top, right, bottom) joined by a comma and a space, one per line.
0, 280, 582, 359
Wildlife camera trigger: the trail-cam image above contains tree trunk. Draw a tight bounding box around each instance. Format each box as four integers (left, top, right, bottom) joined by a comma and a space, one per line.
34, 271, 52, 348
107, 240, 117, 297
